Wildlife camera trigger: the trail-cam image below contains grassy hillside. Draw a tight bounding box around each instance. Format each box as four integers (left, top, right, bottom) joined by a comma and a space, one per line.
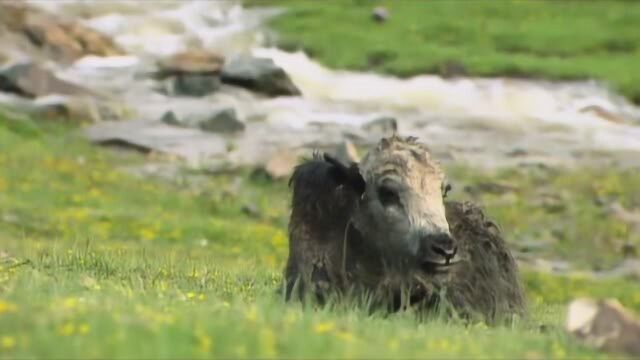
256, 0, 640, 103
1, 111, 640, 358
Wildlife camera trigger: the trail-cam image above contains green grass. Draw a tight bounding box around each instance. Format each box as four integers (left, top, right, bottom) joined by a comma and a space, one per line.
2, 110, 640, 358
255, 0, 640, 103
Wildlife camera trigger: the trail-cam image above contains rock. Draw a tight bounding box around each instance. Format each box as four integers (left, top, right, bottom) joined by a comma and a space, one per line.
156, 49, 225, 77
372, 7, 389, 22
83, 119, 228, 166
362, 116, 397, 138
439, 60, 467, 78
463, 181, 519, 196
0, 62, 93, 98
607, 202, 640, 231
198, 108, 244, 134
579, 105, 627, 124
220, 55, 300, 97
506, 148, 528, 157
566, 298, 640, 356
257, 150, 299, 180
160, 108, 244, 134
0, 3, 123, 64
172, 73, 221, 97
621, 242, 637, 258
241, 203, 262, 219
333, 141, 360, 164
155, 49, 225, 97
160, 111, 180, 126
596, 259, 640, 281
29, 95, 127, 122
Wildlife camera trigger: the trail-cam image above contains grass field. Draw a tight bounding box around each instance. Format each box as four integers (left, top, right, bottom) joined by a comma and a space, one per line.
255, 0, 640, 103
2, 110, 640, 358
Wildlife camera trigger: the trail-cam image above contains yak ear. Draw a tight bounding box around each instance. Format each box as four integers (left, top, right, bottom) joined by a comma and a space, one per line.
323, 153, 366, 195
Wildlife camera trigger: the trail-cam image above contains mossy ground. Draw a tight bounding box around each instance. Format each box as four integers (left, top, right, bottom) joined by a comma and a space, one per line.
254, 0, 640, 103
1, 110, 640, 358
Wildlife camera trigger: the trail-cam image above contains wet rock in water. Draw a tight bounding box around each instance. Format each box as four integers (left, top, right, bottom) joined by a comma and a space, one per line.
160, 108, 244, 134
220, 55, 301, 97
0, 62, 93, 98
372, 7, 389, 22
362, 116, 397, 138
579, 105, 627, 124
156, 49, 225, 96
333, 140, 360, 164
566, 298, 640, 356
160, 111, 180, 126
506, 148, 528, 157
198, 108, 244, 133
156, 49, 225, 76
0, 3, 123, 64
172, 73, 221, 97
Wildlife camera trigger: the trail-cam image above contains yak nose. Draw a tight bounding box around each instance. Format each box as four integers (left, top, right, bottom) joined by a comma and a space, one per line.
421, 232, 458, 265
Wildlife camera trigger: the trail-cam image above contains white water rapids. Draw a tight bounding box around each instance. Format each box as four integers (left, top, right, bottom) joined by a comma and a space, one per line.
20, 0, 640, 169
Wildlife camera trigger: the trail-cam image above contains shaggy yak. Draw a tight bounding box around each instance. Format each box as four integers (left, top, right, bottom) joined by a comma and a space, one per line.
283, 135, 526, 323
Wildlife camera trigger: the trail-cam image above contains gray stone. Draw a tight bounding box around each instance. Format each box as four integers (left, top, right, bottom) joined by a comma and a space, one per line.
372, 7, 389, 22
220, 55, 300, 97
567, 298, 640, 356
333, 140, 360, 164
0, 62, 93, 98
172, 73, 221, 97
362, 116, 397, 137
83, 119, 228, 166
161, 108, 244, 134
197, 108, 244, 134
160, 110, 180, 126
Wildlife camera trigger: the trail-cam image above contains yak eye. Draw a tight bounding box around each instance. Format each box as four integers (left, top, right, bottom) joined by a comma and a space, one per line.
443, 183, 453, 198
378, 185, 400, 207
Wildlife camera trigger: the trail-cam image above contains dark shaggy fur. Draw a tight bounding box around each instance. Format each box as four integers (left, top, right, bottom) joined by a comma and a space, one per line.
284, 151, 526, 323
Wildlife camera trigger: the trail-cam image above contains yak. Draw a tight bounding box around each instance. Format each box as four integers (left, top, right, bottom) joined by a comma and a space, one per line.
282, 135, 526, 323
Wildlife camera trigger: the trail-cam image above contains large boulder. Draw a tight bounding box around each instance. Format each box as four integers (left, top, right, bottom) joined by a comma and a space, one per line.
0, 62, 93, 98
0, 3, 124, 64
220, 56, 300, 97
567, 298, 640, 356
160, 108, 244, 134
156, 49, 225, 77
156, 50, 225, 97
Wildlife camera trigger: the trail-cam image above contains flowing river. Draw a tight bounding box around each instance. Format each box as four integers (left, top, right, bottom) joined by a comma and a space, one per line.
20, 0, 640, 170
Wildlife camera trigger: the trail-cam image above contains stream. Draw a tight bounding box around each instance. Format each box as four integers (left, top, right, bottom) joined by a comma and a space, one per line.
17, 0, 640, 171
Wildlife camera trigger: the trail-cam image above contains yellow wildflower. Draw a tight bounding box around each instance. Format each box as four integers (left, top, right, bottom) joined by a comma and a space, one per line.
336, 331, 354, 342
387, 338, 399, 350
62, 297, 78, 310
0, 300, 18, 314
139, 228, 157, 241
187, 292, 196, 300
1, 336, 16, 349
79, 323, 90, 335
314, 321, 335, 334
245, 305, 258, 321
58, 322, 75, 336
197, 333, 212, 353
198, 294, 206, 301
